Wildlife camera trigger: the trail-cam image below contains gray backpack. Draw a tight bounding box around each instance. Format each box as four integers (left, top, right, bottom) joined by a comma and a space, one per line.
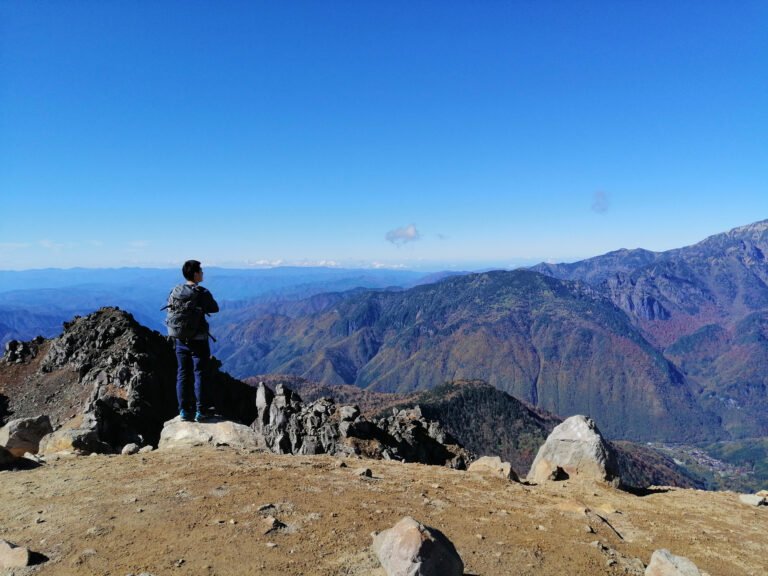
162, 288, 203, 340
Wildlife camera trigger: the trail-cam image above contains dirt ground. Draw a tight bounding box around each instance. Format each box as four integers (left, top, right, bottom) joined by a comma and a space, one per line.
1, 447, 766, 576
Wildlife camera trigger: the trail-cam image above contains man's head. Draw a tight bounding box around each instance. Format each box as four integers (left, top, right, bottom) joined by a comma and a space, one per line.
182, 260, 203, 283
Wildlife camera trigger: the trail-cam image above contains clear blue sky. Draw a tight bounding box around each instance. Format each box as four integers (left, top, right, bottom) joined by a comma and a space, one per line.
1, 1, 766, 270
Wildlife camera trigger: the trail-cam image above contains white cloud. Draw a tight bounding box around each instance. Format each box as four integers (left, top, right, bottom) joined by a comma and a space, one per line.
39, 239, 65, 251
385, 224, 421, 246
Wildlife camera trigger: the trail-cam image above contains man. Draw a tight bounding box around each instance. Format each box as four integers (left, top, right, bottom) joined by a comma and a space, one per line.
165, 259, 219, 422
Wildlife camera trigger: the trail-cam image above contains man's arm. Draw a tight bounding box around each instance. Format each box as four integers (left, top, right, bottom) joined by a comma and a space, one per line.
197, 287, 219, 314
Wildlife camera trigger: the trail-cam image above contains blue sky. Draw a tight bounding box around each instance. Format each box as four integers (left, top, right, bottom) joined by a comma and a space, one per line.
1, 1, 766, 271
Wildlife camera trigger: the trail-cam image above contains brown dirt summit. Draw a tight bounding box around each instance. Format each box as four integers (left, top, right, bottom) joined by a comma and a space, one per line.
1, 447, 766, 576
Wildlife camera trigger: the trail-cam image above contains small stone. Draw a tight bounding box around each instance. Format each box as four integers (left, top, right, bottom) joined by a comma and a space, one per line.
263, 516, 286, 534
355, 467, 372, 477
335, 460, 348, 468
35, 517, 45, 524
174, 558, 185, 567
138, 445, 154, 454
738, 494, 766, 507
475, 534, 484, 540
257, 504, 275, 512
266, 542, 277, 548
121, 443, 140, 455
136, 508, 144, 513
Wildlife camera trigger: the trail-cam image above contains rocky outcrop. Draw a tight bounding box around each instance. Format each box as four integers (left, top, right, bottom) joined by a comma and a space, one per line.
0, 415, 52, 456
251, 383, 468, 467
3, 337, 44, 364
467, 456, 519, 481
159, 417, 263, 451
1, 308, 257, 455
645, 549, 702, 576
372, 516, 464, 576
527, 415, 620, 485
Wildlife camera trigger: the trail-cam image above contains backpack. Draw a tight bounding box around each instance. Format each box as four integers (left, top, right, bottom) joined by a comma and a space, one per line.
162, 288, 204, 340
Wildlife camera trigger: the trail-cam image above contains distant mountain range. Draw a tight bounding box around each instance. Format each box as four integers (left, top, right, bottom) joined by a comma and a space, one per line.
0, 267, 426, 346
216, 220, 768, 443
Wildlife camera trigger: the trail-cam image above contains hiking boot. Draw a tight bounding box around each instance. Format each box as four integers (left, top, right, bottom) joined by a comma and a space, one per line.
195, 411, 215, 423
179, 410, 194, 422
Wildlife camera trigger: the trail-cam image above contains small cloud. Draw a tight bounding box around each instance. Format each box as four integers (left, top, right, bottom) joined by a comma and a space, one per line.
39, 239, 65, 251
591, 191, 610, 214
386, 224, 421, 246
436, 233, 449, 241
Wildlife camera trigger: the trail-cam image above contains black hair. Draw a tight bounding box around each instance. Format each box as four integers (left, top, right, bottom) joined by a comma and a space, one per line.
182, 260, 202, 281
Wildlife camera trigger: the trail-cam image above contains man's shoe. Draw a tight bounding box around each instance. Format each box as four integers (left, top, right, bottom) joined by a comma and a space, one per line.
179, 410, 194, 422
195, 411, 214, 423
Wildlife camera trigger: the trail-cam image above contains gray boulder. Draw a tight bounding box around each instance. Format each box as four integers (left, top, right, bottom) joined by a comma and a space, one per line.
159, 417, 263, 451
0, 415, 53, 456
645, 549, 702, 576
38, 427, 112, 455
467, 456, 519, 481
0, 539, 31, 568
527, 415, 620, 485
372, 516, 464, 576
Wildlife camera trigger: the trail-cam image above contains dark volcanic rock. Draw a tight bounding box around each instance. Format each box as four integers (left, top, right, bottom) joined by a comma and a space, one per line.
0, 307, 256, 452
251, 382, 468, 467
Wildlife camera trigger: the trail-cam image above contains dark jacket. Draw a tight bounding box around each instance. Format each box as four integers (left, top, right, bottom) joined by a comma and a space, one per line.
168, 283, 219, 340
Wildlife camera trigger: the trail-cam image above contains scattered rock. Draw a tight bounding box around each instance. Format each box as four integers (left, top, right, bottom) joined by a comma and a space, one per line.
138, 445, 154, 454
467, 456, 519, 481
527, 415, 620, 485
0, 539, 31, 568
645, 549, 702, 576
0, 415, 53, 456
372, 516, 464, 576
757, 490, 768, 498
263, 516, 287, 534
158, 418, 262, 451
355, 467, 373, 478
121, 443, 141, 455
738, 494, 766, 507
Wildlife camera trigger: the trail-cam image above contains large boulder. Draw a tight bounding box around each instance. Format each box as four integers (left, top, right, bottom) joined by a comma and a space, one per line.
0, 540, 31, 569
0, 415, 53, 456
0, 446, 16, 469
372, 516, 464, 576
645, 549, 702, 576
38, 427, 112, 455
467, 455, 519, 481
159, 417, 263, 451
527, 415, 620, 485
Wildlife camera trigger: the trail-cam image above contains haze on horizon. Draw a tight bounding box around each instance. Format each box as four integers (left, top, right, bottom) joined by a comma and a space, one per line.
1, 1, 766, 271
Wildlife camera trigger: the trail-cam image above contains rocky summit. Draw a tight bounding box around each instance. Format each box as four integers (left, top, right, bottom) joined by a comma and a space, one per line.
0, 447, 766, 575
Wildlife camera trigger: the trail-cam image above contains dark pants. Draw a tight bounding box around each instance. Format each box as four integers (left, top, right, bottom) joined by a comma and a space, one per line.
175, 338, 211, 413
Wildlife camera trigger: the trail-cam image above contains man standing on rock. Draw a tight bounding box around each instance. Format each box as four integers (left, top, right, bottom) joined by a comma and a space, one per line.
165, 260, 219, 423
